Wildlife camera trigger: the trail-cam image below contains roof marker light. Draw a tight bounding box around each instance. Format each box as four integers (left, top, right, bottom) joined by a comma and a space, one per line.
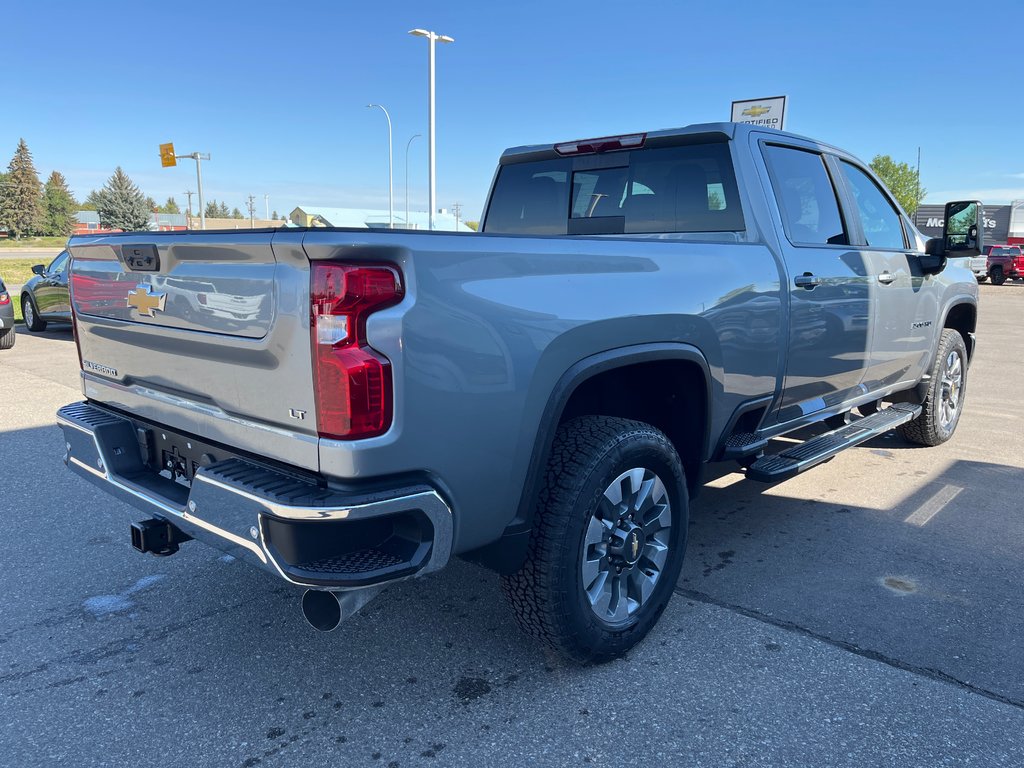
554, 133, 646, 156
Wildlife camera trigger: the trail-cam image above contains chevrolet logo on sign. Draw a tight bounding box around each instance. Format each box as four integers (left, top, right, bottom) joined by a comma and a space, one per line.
126, 284, 167, 317
742, 105, 771, 118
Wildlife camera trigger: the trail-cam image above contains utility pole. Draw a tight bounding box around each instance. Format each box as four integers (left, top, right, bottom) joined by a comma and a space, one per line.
915, 146, 922, 219
184, 190, 194, 226
264, 194, 269, 221
174, 152, 211, 229
246, 195, 256, 229
452, 201, 462, 229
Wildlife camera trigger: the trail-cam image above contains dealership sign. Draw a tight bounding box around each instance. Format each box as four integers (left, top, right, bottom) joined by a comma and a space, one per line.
731, 96, 787, 129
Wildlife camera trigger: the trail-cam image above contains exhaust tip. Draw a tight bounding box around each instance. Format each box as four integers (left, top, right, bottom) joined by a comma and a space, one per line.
301, 590, 343, 632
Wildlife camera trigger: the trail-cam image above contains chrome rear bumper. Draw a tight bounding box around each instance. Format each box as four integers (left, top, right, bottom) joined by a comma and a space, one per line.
57, 401, 453, 589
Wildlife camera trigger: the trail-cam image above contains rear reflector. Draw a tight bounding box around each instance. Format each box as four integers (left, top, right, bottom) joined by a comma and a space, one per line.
554, 132, 646, 156
310, 263, 403, 440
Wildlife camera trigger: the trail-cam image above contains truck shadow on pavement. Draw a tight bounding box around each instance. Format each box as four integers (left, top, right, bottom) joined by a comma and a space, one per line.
684, 444, 1023, 707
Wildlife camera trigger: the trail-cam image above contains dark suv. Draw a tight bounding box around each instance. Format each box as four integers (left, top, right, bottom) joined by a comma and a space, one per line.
984, 244, 1024, 285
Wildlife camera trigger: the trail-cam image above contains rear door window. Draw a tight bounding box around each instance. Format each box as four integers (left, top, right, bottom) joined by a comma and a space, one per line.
762, 145, 848, 246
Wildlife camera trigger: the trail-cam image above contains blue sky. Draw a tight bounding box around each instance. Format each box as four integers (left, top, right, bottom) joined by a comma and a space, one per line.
4, 0, 1022, 221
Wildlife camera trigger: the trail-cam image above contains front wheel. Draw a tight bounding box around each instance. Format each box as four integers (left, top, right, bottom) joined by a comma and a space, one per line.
991, 266, 1006, 286
501, 416, 689, 663
898, 329, 968, 446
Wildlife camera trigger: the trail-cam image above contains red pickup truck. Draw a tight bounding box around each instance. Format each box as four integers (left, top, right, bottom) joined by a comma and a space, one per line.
984, 244, 1024, 284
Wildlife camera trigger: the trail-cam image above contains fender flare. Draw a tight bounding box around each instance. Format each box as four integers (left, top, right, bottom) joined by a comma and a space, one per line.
463, 342, 714, 575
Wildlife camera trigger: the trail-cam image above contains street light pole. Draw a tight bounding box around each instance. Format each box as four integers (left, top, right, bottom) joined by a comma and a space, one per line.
367, 104, 394, 229
409, 28, 454, 231
405, 134, 421, 228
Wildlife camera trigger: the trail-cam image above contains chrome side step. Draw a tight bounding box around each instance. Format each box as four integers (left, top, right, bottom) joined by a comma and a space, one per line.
746, 403, 922, 483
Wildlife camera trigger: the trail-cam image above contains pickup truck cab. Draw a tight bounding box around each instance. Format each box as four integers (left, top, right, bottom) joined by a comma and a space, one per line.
58, 123, 981, 662
983, 244, 1024, 284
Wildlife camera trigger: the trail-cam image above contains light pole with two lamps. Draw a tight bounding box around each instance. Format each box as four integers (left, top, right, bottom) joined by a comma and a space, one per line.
408, 28, 454, 231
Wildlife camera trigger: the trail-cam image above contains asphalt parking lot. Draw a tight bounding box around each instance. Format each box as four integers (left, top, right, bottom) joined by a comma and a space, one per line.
2, 284, 1023, 767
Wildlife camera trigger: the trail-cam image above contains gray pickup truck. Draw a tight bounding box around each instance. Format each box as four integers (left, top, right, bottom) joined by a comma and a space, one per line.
59, 123, 981, 662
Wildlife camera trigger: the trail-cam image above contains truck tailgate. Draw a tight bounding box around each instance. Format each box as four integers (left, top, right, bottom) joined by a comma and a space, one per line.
68, 232, 320, 471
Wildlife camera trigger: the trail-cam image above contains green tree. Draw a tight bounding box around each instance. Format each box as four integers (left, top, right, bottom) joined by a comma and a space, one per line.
869, 155, 925, 216
203, 200, 232, 219
160, 197, 180, 214
464, 221, 479, 231
0, 138, 44, 238
271, 210, 279, 220
80, 189, 102, 211
96, 167, 151, 231
42, 171, 79, 237
144, 195, 158, 212
231, 207, 244, 219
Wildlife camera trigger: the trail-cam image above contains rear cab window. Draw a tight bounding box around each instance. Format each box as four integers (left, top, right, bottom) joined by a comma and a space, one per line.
483, 140, 744, 236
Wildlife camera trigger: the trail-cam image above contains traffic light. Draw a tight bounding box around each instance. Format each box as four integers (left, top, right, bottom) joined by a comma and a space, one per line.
159, 143, 176, 168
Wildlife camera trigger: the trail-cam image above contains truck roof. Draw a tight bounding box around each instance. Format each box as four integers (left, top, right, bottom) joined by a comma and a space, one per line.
499, 122, 837, 164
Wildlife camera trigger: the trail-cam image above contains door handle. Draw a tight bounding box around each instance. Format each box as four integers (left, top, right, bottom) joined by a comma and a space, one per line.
877, 271, 896, 285
794, 273, 821, 289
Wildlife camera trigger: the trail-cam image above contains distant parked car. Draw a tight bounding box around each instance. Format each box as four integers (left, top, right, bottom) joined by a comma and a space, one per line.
21, 250, 72, 331
0, 276, 15, 349
983, 244, 1024, 285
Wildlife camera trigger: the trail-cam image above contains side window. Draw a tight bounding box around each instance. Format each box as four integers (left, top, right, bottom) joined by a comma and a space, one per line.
838, 161, 907, 250
48, 251, 70, 274
763, 145, 848, 246
484, 160, 570, 235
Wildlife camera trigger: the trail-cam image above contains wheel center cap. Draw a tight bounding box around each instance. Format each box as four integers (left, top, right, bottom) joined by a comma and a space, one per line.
612, 525, 644, 566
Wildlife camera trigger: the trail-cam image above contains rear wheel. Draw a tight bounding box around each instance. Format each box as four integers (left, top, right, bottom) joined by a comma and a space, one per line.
501, 416, 689, 663
0, 328, 14, 350
990, 266, 1006, 286
21, 295, 46, 332
898, 329, 968, 446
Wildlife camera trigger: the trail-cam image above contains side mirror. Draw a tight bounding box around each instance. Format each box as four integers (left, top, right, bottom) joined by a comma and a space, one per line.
943, 200, 983, 257
31, 264, 46, 276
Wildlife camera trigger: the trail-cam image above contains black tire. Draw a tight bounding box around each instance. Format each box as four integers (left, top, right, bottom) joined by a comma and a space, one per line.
898, 329, 968, 447
21, 294, 47, 332
0, 328, 14, 350
976, 276, 987, 283
990, 266, 1006, 286
501, 416, 689, 663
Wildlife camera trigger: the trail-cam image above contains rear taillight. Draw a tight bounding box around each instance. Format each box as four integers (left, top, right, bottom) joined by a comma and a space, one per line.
310, 263, 403, 440
0, 291, 9, 305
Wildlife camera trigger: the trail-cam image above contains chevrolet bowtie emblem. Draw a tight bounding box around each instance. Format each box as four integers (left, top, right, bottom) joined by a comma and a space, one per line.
126, 284, 166, 317
630, 534, 639, 561
742, 105, 771, 117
